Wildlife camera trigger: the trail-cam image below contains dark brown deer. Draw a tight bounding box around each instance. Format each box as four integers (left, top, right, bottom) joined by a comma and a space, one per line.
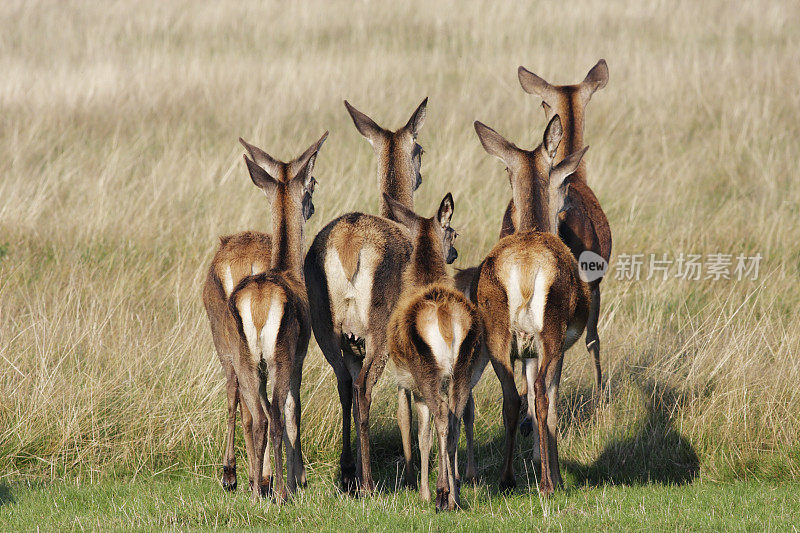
513, 60, 612, 393
474, 115, 590, 494
202, 135, 325, 493
385, 193, 485, 511
304, 99, 427, 493
226, 136, 324, 503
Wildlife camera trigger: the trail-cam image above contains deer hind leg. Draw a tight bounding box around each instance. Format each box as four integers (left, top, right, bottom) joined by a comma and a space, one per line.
462, 393, 477, 483
343, 352, 362, 490
268, 361, 291, 504
397, 387, 416, 488
284, 369, 305, 493
486, 330, 519, 491
447, 375, 473, 508
546, 355, 564, 489
433, 399, 457, 511
354, 333, 389, 494
315, 324, 356, 493
240, 398, 271, 495
235, 363, 268, 503
222, 361, 239, 492
586, 284, 603, 394
533, 332, 562, 496
523, 358, 541, 462
415, 398, 432, 501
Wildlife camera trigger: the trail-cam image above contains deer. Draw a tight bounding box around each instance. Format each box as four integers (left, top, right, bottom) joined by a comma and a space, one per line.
511, 60, 612, 395
225, 134, 325, 504
384, 192, 485, 511
304, 99, 427, 494
202, 134, 325, 494
473, 114, 590, 494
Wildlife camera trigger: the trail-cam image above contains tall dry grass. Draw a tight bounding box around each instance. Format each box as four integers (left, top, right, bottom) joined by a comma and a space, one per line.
1, 0, 799, 484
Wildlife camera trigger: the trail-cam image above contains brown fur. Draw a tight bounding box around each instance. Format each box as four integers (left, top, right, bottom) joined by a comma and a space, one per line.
386, 197, 485, 511
509, 59, 611, 391
304, 98, 427, 493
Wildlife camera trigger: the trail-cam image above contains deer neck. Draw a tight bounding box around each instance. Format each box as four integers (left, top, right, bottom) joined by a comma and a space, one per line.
554, 91, 587, 177
403, 225, 449, 288
513, 149, 553, 234
270, 190, 304, 276
379, 138, 414, 219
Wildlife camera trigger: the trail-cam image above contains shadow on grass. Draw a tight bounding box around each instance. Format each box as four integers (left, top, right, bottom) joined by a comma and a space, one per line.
332, 378, 699, 497
562, 381, 699, 486
0, 483, 15, 507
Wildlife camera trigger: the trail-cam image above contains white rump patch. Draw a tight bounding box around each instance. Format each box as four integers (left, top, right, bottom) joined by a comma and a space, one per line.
223, 265, 234, 297
420, 310, 466, 379
324, 248, 374, 336
507, 265, 549, 336
259, 292, 284, 363
238, 294, 260, 361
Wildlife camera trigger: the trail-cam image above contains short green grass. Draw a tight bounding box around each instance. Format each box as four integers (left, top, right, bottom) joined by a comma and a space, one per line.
2, 476, 799, 531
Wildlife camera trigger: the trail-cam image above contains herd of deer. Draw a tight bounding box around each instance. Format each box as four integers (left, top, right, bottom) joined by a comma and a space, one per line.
202, 60, 611, 511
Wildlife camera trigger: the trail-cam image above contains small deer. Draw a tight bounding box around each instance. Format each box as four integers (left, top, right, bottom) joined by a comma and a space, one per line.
385, 193, 485, 511
304, 99, 427, 493
513, 60, 612, 393
473, 115, 590, 494
227, 135, 325, 503
202, 134, 325, 493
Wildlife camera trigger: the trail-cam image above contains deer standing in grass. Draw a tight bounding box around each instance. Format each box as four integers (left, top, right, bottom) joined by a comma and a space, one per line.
385, 193, 485, 511
511, 60, 612, 393
304, 99, 427, 493
226, 135, 325, 503
202, 135, 325, 493
473, 115, 590, 494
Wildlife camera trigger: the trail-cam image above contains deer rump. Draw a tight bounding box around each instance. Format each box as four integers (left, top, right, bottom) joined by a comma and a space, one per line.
390, 286, 480, 393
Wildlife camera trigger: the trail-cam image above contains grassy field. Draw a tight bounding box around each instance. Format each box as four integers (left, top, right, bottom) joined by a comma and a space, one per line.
2, 0, 800, 529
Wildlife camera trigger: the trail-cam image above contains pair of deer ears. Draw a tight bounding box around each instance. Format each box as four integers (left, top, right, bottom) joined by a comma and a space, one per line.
518, 59, 609, 104
383, 192, 454, 233
240, 131, 328, 197
474, 116, 588, 186
345, 97, 428, 145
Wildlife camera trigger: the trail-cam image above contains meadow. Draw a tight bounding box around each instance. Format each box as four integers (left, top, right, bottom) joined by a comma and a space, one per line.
1, 0, 800, 529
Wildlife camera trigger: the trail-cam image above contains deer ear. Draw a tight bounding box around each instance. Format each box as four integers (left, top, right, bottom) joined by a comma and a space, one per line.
290, 131, 328, 178
436, 192, 454, 228
344, 100, 384, 145
550, 146, 589, 186
383, 193, 419, 231
291, 151, 318, 193
543, 114, 563, 159
240, 138, 283, 179
244, 155, 279, 198
518, 66, 558, 104
474, 121, 518, 168
403, 97, 428, 139
581, 59, 609, 98
541, 101, 554, 120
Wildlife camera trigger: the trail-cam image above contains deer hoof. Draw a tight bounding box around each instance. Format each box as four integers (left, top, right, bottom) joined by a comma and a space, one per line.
221, 466, 237, 492
435, 488, 451, 512
341, 464, 358, 495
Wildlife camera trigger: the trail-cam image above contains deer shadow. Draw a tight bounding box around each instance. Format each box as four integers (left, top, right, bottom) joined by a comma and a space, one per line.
0, 483, 15, 508
561, 381, 700, 486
